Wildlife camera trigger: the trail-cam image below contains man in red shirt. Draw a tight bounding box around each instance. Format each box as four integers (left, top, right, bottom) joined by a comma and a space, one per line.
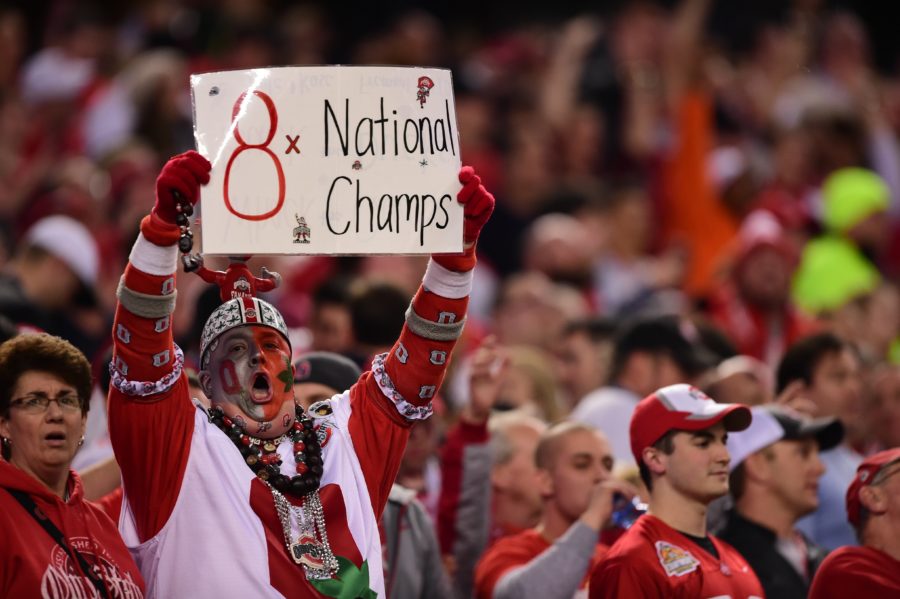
589, 384, 764, 598
809, 448, 900, 598
475, 421, 632, 599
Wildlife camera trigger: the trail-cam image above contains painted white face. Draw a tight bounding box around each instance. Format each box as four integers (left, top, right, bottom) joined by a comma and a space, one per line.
202, 326, 295, 439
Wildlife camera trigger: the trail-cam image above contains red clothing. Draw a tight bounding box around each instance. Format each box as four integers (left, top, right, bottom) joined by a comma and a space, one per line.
754, 183, 817, 234
475, 529, 607, 599
97, 486, 124, 522
109, 238, 468, 597
707, 283, 817, 366
0, 460, 145, 598
808, 545, 900, 599
589, 515, 763, 599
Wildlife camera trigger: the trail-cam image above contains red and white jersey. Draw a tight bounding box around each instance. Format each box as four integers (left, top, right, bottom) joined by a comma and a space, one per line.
109, 234, 470, 598
589, 515, 764, 599
116, 386, 393, 598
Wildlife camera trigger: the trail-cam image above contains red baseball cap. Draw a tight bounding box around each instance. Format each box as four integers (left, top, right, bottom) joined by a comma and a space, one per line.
630, 384, 752, 466
846, 447, 900, 527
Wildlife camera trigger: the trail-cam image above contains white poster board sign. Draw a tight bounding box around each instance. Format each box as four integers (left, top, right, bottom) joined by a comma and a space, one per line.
191, 66, 463, 255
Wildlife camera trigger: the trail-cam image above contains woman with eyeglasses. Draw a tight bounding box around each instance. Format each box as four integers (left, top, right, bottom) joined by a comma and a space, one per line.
0, 333, 145, 598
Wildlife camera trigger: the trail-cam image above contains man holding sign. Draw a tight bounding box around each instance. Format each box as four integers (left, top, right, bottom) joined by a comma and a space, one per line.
106, 146, 492, 597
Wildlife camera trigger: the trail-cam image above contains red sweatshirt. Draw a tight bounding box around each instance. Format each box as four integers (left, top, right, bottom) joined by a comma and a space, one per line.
0, 460, 145, 597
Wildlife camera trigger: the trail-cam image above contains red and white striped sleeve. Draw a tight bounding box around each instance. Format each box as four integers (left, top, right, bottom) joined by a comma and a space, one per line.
348, 257, 473, 516
107, 218, 195, 542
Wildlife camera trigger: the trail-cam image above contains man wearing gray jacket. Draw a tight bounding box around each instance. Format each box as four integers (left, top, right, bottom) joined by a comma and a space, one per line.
383, 483, 453, 598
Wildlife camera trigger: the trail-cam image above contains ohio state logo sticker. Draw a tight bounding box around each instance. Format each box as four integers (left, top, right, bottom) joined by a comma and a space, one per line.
293, 214, 311, 244
416, 76, 434, 108
655, 541, 699, 577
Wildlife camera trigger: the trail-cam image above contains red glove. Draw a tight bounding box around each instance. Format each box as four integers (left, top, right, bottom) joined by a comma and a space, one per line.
457, 166, 494, 244
432, 166, 495, 272
153, 151, 211, 224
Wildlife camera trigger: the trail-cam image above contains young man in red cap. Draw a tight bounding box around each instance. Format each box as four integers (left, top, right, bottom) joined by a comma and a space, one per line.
809, 448, 900, 598
589, 384, 764, 598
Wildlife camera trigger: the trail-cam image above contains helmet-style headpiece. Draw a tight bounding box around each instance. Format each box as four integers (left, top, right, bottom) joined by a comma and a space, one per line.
200, 296, 289, 367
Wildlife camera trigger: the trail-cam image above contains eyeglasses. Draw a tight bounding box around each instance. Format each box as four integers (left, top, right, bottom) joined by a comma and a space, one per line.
10, 392, 82, 414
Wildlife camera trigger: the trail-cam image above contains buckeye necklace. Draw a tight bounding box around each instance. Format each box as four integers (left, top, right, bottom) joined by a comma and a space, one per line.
208, 405, 338, 578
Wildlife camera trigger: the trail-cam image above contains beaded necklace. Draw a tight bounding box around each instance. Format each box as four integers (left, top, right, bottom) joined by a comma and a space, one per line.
208, 405, 325, 496
208, 405, 337, 576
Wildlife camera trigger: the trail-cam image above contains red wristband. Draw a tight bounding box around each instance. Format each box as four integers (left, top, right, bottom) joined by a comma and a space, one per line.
432, 244, 477, 273
139, 213, 181, 247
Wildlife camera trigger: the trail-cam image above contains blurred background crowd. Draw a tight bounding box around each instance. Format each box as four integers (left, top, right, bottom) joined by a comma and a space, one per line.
1, 0, 900, 596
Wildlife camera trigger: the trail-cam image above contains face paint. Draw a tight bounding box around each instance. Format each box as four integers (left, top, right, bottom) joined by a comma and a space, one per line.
251, 326, 293, 422
204, 325, 295, 439
259, 396, 283, 423
276, 356, 294, 394
219, 360, 242, 394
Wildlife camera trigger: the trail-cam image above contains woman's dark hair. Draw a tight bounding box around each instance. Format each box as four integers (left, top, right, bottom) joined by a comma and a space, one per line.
0, 334, 93, 418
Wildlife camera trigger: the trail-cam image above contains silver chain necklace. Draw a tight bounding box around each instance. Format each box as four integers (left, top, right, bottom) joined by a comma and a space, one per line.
271, 486, 338, 579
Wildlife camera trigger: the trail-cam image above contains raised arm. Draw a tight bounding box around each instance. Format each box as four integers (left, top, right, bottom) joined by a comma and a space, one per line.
107, 151, 211, 541
347, 166, 495, 516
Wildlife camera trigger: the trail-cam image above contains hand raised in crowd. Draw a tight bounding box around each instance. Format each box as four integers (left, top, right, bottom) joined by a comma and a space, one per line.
153, 150, 211, 224
774, 380, 819, 417
579, 478, 640, 533
462, 335, 509, 424
433, 165, 495, 272
457, 166, 495, 247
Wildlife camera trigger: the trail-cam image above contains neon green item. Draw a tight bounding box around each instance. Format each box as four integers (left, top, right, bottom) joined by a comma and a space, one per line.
822, 167, 889, 233
792, 236, 881, 314
890, 337, 900, 365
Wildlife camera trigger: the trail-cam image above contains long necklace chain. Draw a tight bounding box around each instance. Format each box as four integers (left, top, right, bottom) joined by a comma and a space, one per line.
208, 405, 336, 575
272, 487, 339, 579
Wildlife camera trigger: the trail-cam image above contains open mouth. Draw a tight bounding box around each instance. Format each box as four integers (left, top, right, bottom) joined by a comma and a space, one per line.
250, 373, 273, 404
44, 431, 67, 447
